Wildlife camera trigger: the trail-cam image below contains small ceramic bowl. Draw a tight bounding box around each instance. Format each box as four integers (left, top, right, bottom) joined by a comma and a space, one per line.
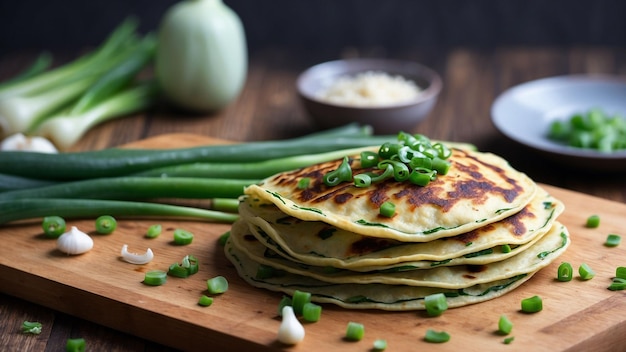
296, 58, 442, 134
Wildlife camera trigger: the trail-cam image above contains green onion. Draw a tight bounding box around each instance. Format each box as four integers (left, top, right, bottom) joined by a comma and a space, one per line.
323, 156, 353, 186
498, 315, 513, 335
547, 108, 626, 152
424, 329, 450, 343
557, 262, 573, 282
198, 295, 214, 307
42, 215, 66, 238
586, 214, 600, 228
360, 151, 379, 168
65, 338, 86, 352
501, 244, 512, 253
145, 224, 162, 238
503, 336, 515, 344
210, 198, 240, 213
256, 264, 278, 280
605, 234, 621, 247
521, 295, 543, 313
579, 263, 595, 280
167, 263, 189, 278
608, 278, 626, 291
0, 52, 52, 90
297, 177, 311, 189
143, 270, 167, 286
424, 293, 448, 317
345, 321, 365, 341
21, 321, 43, 334
616, 267, 626, 279
379, 201, 396, 218
302, 302, 322, 322
173, 229, 194, 245
353, 173, 372, 188
218, 231, 230, 246
292, 290, 311, 316
277, 296, 292, 316
168, 255, 199, 278
95, 215, 117, 234
373, 339, 387, 351
206, 276, 228, 294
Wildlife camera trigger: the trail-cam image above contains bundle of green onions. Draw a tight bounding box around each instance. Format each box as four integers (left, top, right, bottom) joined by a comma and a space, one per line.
0, 124, 442, 225
0, 18, 158, 150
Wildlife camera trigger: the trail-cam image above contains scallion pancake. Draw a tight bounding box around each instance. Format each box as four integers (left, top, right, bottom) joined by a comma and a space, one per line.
245, 147, 537, 241
238, 187, 562, 270
229, 220, 569, 289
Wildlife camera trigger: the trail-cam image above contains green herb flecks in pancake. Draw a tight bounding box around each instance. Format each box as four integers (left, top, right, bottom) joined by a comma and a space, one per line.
245, 147, 537, 241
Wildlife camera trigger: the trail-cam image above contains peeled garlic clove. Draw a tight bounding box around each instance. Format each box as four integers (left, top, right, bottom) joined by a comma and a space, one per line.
57, 226, 93, 255
120, 244, 154, 264
277, 306, 305, 345
0, 133, 58, 153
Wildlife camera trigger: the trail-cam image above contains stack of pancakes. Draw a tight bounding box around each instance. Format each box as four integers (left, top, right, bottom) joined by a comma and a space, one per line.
224, 144, 569, 310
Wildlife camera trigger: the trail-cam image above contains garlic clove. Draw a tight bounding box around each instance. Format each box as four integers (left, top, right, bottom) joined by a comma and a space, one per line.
57, 226, 93, 255
120, 244, 154, 264
277, 305, 305, 345
0, 133, 58, 153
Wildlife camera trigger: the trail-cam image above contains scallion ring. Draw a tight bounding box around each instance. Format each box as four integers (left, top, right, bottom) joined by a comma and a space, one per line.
143, 270, 167, 286
95, 215, 116, 234
173, 228, 194, 245
323, 156, 353, 186
42, 215, 66, 238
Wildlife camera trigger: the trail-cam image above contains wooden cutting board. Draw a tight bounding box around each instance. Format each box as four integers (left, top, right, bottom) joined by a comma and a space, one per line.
1, 134, 625, 351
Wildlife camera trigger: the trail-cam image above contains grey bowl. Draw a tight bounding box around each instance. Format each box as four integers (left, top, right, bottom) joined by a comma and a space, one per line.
296, 58, 442, 134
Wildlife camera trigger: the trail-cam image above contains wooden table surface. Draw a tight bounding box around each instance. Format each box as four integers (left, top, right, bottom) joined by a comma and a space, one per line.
1, 46, 625, 351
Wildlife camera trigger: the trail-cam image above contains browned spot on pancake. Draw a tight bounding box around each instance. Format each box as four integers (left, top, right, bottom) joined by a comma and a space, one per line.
454, 223, 496, 243
348, 237, 396, 256
334, 192, 354, 204
467, 264, 487, 272
463, 274, 477, 279
500, 206, 534, 236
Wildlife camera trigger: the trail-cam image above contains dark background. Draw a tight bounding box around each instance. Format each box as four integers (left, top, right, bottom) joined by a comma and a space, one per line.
1, 0, 625, 53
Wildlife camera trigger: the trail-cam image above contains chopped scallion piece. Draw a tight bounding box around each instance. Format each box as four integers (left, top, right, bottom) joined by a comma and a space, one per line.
520, 295, 543, 313
586, 214, 600, 228
557, 262, 573, 282
143, 270, 167, 286
302, 302, 322, 322
616, 266, 626, 280
501, 244, 511, 253
608, 278, 626, 291
379, 201, 396, 218
498, 314, 513, 335
345, 321, 365, 341
256, 264, 278, 280
42, 215, 66, 238
292, 290, 311, 315
206, 276, 228, 294
353, 173, 372, 188
21, 321, 43, 334
605, 234, 621, 247
198, 295, 214, 307
360, 151, 379, 168
323, 156, 353, 186
277, 295, 292, 316
173, 228, 194, 245
503, 336, 515, 344
424, 293, 448, 317
95, 215, 116, 234
65, 338, 86, 352
218, 231, 230, 246
373, 339, 387, 351
145, 224, 162, 238
424, 329, 450, 343
168, 262, 189, 278
297, 177, 311, 189
579, 263, 595, 280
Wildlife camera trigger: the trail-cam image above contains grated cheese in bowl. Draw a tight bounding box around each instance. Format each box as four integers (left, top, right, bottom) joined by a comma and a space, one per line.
316, 71, 422, 107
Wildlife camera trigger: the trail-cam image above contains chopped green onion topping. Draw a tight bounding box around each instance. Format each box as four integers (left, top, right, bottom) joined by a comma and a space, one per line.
547, 108, 626, 152
21, 321, 43, 334
206, 276, 228, 294
605, 234, 621, 247
297, 177, 311, 189
302, 302, 322, 322
521, 295, 543, 313
322, 133, 452, 188
345, 321, 365, 341
145, 224, 162, 238
65, 338, 86, 352
277, 295, 293, 316
198, 295, 214, 307
167, 262, 189, 278
167, 255, 199, 278
608, 278, 626, 291
143, 270, 167, 286
424, 329, 450, 343
616, 267, 626, 280
256, 264, 279, 280
557, 262, 573, 282
218, 231, 230, 246
95, 215, 117, 234
498, 315, 513, 335
292, 290, 311, 316
579, 263, 595, 280
42, 216, 66, 238
503, 336, 515, 344
173, 228, 194, 245
501, 244, 512, 253
373, 339, 387, 351
424, 293, 448, 317
379, 201, 396, 218
586, 214, 600, 228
